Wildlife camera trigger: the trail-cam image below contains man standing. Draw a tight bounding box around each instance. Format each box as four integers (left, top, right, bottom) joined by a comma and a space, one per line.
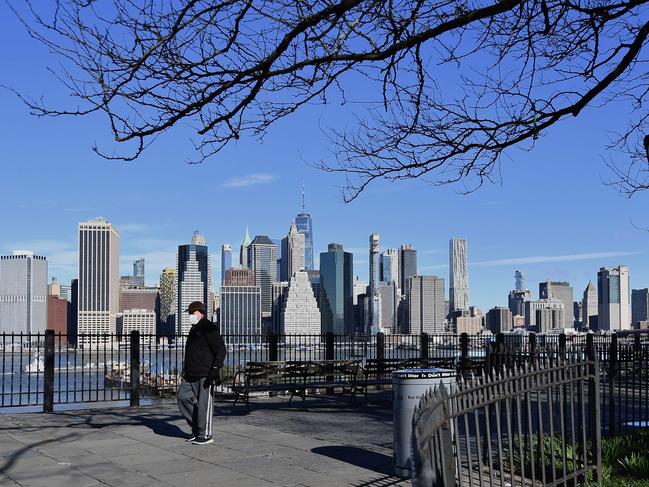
177, 301, 226, 445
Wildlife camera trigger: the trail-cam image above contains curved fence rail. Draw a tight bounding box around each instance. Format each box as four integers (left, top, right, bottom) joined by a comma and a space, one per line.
412, 358, 601, 487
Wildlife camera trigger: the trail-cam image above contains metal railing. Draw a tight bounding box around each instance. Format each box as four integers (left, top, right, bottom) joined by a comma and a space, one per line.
2, 329, 649, 416
412, 357, 601, 487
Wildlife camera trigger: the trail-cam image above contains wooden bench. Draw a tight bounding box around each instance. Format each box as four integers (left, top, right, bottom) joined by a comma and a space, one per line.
231, 360, 361, 410
359, 358, 459, 399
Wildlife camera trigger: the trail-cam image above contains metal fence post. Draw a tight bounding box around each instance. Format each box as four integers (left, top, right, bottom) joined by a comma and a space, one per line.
43, 330, 55, 413
559, 333, 567, 359
587, 338, 601, 483
130, 330, 140, 407
420, 333, 429, 366
609, 333, 618, 434
325, 332, 335, 361
459, 333, 468, 374
376, 332, 385, 363
529, 333, 537, 364
269, 333, 279, 362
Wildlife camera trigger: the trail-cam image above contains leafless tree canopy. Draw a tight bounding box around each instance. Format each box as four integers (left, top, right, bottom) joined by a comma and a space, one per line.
8, 0, 649, 201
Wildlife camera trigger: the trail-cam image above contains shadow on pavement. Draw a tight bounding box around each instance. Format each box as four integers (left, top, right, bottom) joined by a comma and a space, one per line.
311, 445, 392, 474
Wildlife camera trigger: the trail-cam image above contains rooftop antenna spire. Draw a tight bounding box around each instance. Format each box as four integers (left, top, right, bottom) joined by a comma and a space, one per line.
301, 180, 305, 212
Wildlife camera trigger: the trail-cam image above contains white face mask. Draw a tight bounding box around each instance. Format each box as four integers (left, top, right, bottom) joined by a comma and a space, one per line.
188, 314, 199, 325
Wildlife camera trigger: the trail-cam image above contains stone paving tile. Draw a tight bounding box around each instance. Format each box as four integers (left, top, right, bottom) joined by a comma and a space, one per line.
6, 464, 102, 487
0, 392, 410, 487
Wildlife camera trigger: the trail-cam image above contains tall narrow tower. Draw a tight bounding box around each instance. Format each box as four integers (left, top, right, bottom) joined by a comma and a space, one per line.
449, 238, 469, 312
295, 184, 314, 270
239, 227, 252, 268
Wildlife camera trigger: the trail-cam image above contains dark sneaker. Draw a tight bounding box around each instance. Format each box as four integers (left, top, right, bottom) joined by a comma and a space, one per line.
193, 436, 214, 445
185, 434, 197, 442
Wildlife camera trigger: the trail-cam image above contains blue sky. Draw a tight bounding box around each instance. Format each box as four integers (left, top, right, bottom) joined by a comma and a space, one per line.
0, 5, 647, 312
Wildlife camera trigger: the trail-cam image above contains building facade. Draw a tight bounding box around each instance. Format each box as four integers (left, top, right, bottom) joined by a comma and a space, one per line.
406, 275, 445, 334
525, 299, 565, 332
486, 307, 513, 334
221, 244, 232, 284
176, 232, 212, 335
449, 238, 470, 313
117, 309, 156, 342
248, 236, 278, 316
582, 280, 598, 330
239, 227, 252, 268
632, 288, 649, 328
295, 190, 314, 270
320, 243, 354, 335
597, 266, 631, 331
78, 218, 120, 342
159, 267, 176, 335
281, 222, 305, 281
282, 271, 321, 335
224, 267, 254, 286
539, 281, 574, 328
220, 286, 262, 339
399, 245, 417, 293
0, 251, 48, 335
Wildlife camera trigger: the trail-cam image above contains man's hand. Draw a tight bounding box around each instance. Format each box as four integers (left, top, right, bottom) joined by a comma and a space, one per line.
205, 368, 221, 388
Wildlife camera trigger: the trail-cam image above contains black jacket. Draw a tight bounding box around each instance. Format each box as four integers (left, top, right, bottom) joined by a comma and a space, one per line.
183, 317, 227, 381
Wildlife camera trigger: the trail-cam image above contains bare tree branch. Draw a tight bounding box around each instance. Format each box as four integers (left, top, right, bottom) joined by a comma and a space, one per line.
5, 0, 649, 200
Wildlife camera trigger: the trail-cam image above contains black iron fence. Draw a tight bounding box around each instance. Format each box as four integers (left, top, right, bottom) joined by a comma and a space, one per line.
412, 357, 601, 487
2, 329, 649, 419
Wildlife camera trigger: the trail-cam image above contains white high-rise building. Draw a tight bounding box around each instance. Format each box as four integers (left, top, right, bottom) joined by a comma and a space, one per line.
176, 232, 213, 335
117, 309, 156, 343
0, 251, 48, 335
282, 271, 320, 335
286, 223, 305, 278
78, 218, 120, 343
449, 238, 469, 312
597, 266, 631, 331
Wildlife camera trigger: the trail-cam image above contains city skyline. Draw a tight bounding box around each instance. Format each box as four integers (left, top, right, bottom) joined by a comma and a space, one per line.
2, 1, 649, 316
0, 213, 646, 314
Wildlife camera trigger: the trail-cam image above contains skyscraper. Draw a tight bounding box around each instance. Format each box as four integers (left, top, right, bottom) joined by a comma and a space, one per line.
176, 231, 212, 335
380, 248, 399, 285
248, 236, 278, 316
376, 281, 398, 333
221, 244, 232, 284
369, 233, 380, 332
320, 243, 354, 335
582, 281, 598, 330
631, 288, 649, 328
281, 222, 305, 280
539, 281, 574, 328
525, 299, 564, 331
220, 285, 262, 341
449, 238, 469, 312
369, 233, 380, 292
239, 227, 252, 268
133, 258, 145, 286
0, 251, 48, 335
78, 218, 120, 343
295, 186, 314, 270
597, 266, 631, 331
159, 267, 176, 336
486, 307, 514, 334
282, 271, 321, 335
406, 275, 445, 334
399, 245, 417, 292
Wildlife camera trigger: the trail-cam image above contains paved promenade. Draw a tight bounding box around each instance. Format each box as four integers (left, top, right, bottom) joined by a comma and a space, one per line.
0, 394, 409, 486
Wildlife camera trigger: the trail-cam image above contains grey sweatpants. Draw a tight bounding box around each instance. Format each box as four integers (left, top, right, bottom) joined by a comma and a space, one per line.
177, 377, 214, 438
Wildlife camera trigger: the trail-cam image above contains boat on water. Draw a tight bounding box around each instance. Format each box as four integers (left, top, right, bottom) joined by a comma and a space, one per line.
104, 362, 181, 396
24, 352, 44, 373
